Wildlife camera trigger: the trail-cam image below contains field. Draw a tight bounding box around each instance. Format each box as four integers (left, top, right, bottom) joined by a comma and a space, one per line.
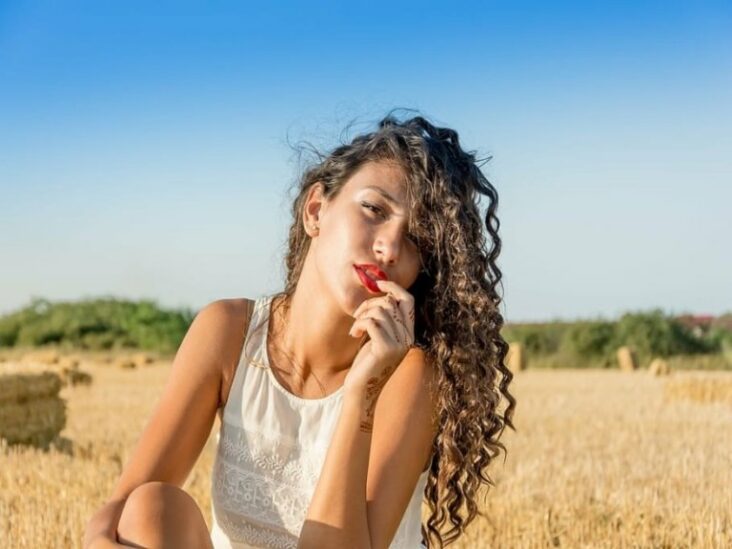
1, 359, 731, 548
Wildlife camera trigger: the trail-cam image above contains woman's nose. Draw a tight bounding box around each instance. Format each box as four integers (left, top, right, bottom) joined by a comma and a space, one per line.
373, 228, 405, 265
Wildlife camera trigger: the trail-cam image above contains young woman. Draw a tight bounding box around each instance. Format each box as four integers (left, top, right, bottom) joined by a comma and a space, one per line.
83, 111, 516, 549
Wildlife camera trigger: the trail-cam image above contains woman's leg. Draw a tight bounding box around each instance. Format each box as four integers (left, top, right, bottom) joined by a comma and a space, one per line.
116, 481, 214, 548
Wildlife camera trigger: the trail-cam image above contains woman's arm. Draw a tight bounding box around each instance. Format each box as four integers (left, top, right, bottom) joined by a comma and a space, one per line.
82, 299, 251, 548
83, 499, 128, 548
298, 348, 437, 549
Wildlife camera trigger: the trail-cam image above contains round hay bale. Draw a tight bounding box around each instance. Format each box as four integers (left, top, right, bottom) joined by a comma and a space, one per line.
115, 357, 136, 370
0, 371, 62, 405
617, 346, 638, 371
51, 363, 93, 387
0, 395, 66, 447
506, 342, 526, 372
649, 358, 670, 376
132, 352, 155, 368
66, 369, 93, 386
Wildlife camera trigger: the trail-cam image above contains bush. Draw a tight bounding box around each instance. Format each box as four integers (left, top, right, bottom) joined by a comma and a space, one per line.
0, 297, 194, 354
560, 321, 616, 360
613, 310, 710, 363
502, 322, 568, 357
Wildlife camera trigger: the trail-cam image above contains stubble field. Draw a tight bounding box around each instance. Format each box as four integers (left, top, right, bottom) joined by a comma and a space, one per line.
1, 359, 730, 548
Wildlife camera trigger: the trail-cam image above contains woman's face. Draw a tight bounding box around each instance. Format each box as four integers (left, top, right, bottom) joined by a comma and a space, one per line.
304, 160, 423, 314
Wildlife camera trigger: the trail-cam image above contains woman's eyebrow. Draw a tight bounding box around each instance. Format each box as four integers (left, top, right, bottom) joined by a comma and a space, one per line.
362, 185, 403, 208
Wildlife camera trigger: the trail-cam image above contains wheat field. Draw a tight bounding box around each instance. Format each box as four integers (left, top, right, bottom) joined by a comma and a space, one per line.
1, 360, 730, 548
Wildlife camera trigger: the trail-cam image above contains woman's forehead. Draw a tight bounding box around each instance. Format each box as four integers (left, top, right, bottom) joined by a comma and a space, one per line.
347, 161, 408, 200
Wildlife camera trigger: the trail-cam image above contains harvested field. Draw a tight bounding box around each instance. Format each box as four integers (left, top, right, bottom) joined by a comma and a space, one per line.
0, 362, 730, 548
663, 371, 732, 406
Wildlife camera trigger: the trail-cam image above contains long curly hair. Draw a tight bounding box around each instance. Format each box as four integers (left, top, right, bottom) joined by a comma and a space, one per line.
264, 109, 517, 548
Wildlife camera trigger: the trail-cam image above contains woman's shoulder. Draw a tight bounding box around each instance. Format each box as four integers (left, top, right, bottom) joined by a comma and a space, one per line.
195, 297, 256, 408
201, 297, 255, 319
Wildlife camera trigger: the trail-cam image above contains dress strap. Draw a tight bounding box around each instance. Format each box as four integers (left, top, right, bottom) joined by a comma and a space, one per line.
245, 295, 273, 370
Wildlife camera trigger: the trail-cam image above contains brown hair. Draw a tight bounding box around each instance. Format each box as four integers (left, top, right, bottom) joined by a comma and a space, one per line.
257, 109, 516, 547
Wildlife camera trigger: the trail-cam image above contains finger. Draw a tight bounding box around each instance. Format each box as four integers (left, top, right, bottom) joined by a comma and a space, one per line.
350, 307, 402, 345
362, 310, 410, 352
349, 317, 391, 350
354, 297, 402, 337
352, 298, 374, 319
374, 279, 412, 304
352, 293, 397, 322
379, 294, 412, 345
375, 280, 415, 341
350, 306, 396, 339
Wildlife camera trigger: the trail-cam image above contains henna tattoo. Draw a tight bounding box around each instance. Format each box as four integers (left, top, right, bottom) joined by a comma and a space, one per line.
358, 361, 398, 433
390, 309, 404, 345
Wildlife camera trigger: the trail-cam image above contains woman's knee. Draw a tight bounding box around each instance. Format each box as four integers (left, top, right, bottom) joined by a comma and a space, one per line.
117, 481, 210, 547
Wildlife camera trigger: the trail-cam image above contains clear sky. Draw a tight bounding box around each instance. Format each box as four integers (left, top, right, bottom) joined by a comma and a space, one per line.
1, 1, 730, 322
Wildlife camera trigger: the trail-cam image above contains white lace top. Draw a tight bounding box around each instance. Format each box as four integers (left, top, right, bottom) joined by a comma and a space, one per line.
209, 294, 430, 549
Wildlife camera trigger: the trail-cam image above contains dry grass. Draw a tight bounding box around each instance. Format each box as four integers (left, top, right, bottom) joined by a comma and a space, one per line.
663, 372, 732, 407
1, 361, 730, 548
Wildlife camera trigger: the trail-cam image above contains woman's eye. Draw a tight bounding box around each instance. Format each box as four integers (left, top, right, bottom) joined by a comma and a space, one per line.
362, 202, 386, 218
363, 201, 419, 246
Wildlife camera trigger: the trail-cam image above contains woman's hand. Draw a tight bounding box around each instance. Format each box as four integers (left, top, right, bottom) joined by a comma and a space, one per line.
344, 279, 416, 402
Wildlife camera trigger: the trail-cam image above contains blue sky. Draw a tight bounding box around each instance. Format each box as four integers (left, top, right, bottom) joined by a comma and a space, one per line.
1, 1, 730, 322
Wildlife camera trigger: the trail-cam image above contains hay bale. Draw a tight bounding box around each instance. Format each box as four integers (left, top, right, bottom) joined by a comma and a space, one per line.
131, 352, 155, 368
0, 371, 62, 405
506, 342, 526, 372
617, 346, 638, 371
648, 358, 670, 376
66, 369, 93, 386
53, 357, 93, 387
0, 370, 66, 447
115, 357, 136, 370
0, 396, 66, 447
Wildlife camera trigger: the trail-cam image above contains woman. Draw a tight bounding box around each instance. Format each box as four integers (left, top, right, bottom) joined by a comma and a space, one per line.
83, 111, 516, 549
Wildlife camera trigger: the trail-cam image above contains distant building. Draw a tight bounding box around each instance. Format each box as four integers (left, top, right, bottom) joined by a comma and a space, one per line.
675, 314, 715, 337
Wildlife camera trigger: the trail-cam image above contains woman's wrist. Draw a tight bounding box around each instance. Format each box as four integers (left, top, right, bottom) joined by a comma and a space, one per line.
343, 383, 383, 434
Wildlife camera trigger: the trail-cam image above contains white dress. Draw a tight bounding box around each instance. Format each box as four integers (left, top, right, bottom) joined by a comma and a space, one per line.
209, 294, 430, 549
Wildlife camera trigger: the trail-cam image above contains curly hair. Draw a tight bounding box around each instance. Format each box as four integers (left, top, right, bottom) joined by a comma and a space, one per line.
264, 109, 517, 548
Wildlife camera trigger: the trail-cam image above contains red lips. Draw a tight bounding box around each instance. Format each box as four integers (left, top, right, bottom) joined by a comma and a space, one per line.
354, 264, 388, 293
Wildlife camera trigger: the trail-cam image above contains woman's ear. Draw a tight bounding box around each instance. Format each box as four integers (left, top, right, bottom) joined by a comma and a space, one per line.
303, 182, 326, 237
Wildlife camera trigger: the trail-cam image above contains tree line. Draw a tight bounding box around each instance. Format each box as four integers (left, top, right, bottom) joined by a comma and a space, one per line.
503, 310, 732, 368
1, 298, 730, 368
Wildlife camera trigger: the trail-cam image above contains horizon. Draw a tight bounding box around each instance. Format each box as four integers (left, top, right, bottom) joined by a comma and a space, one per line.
2, 293, 729, 326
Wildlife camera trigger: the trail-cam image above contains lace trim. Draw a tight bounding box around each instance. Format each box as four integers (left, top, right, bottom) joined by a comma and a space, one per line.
214, 506, 298, 548
211, 421, 425, 548
212, 422, 326, 541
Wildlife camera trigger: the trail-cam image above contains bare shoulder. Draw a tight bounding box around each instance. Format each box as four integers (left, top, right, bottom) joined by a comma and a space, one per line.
195, 297, 256, 408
